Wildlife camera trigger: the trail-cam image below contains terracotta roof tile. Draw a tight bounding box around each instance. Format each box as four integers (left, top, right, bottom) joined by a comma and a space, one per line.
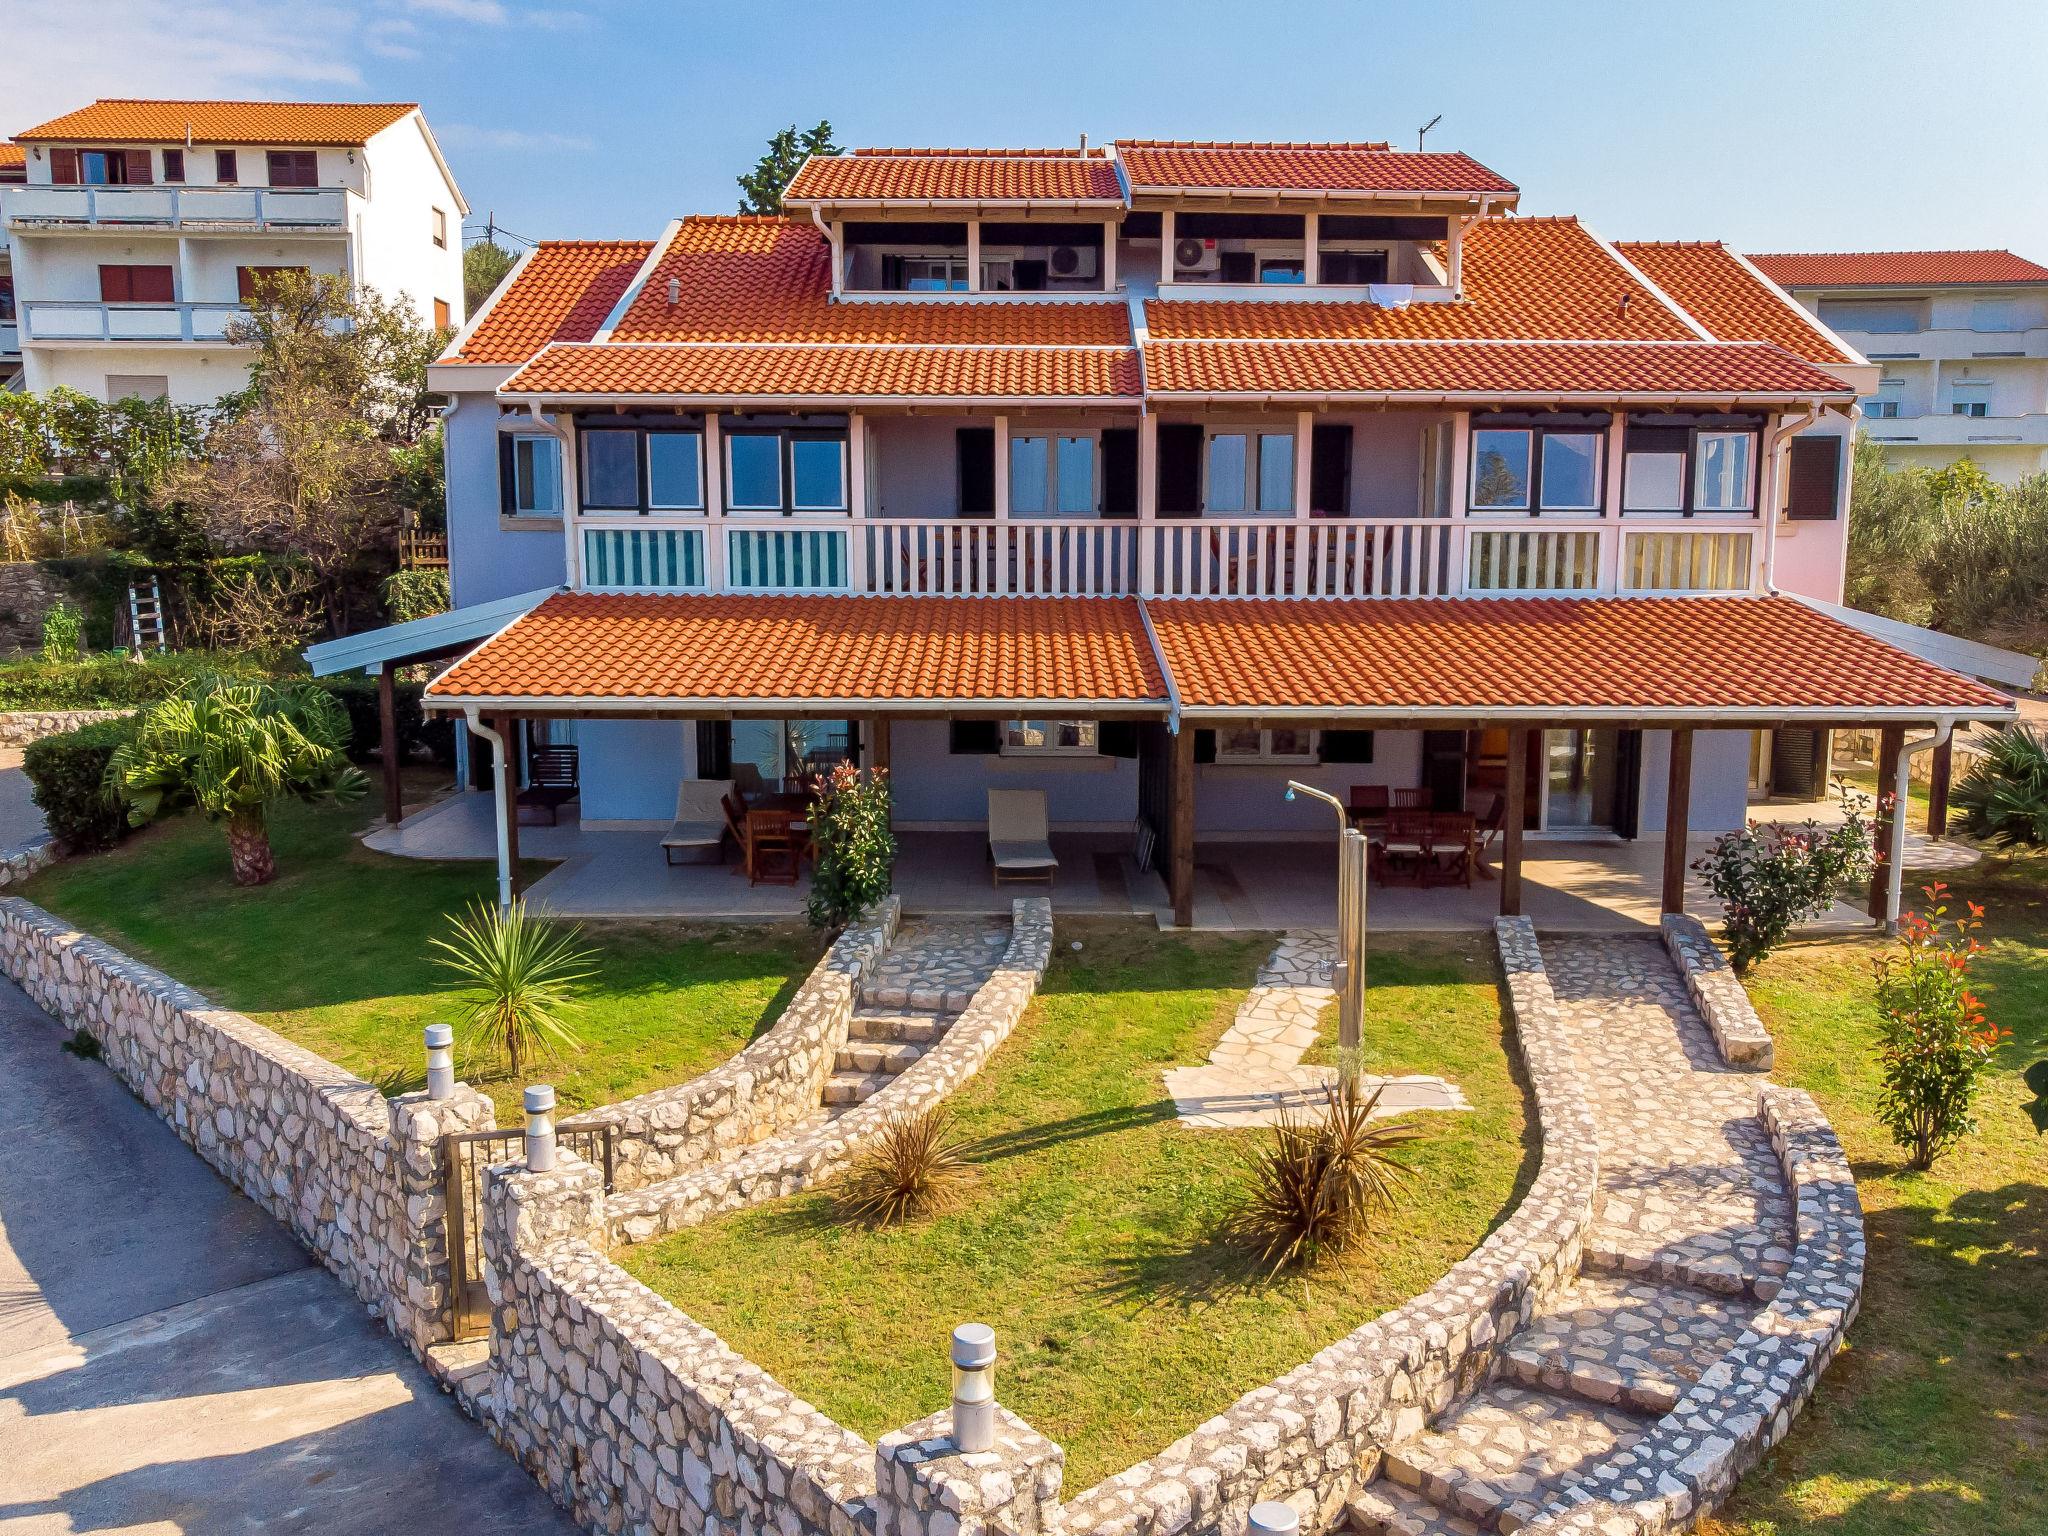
0, 143, 24, 169
1117, 140, 1516, 197
428, 593, 1166, 706
1617, 242, 1855, 365
1748, 250, 2048, 287
1146, 218, 1700, 343
609, 216, 1131, 344
1143, 338, 1852, 399
787, 148, 1122, 204
14, 99, 415, 146
448, 240, 655, 365
501, 341, 1143, 400
1147, 596, 2012, 716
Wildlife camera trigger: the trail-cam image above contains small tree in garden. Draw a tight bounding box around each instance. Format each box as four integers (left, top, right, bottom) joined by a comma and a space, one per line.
431, 899, 597, 1081
1874, 883, 2006, 1170
805, 761, 895, 931
104, 679, 365, 886
1692, 784, 1875, 975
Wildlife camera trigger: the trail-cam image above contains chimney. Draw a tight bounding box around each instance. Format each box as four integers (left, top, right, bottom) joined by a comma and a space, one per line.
666, 276, 680, 306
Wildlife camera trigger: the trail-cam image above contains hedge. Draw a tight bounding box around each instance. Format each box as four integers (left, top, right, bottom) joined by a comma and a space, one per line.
0, 650, 281, 710
315, 673, 457, 768
23, 716, 138, 852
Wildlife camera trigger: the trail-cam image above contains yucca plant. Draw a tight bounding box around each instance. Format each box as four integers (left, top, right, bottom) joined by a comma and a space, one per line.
429, 899, 597, 1080
836, 1105, 974, 1227
1227, 1080, 1421, 1277
1953, 726, 2048, 848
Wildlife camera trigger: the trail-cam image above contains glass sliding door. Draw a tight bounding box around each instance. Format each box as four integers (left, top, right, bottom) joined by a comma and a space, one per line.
1544, 728, 1622, 831
730, 718, 855, 791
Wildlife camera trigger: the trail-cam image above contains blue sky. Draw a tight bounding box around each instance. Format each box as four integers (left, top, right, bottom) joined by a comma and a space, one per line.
7, 0, 2046, 259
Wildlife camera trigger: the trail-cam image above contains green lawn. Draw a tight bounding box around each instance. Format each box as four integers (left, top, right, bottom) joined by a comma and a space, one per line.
20, 782, 823, 1120
1707, 857, 2048, 1536
621, 922, 1530, 1490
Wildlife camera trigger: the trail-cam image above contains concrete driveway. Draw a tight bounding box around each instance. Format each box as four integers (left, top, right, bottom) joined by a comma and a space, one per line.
0, 748, 48, 851
0, 972, 572, 1533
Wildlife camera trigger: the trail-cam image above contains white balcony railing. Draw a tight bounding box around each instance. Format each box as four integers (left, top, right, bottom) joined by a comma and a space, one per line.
1623, 530, 1754, 593
21, 300, 246, 343
1149, 519, 1455, 599
1464, 525, 1604, 594
581, 526, 708, 591
5, 184, 347, 229
864, 519, 1139, 596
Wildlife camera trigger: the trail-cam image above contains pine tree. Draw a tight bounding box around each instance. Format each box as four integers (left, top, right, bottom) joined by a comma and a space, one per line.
738, 121, 841, 215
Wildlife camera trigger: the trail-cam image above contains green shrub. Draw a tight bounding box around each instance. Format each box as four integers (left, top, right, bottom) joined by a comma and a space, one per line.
39, 602, 84, 662
313, 673, 456, 767
1954, 726, 2048, 848
0, 650, 279, 711
24, 716, 137, 851
382, 567, 450, 624
1691, 782, 1876, 975
1225, 1080, 1420, 1276
1874, 883, 2006, 1170
804, 761, 895, 930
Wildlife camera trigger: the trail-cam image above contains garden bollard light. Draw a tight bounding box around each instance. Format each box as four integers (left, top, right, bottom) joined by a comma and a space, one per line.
1247, 1502, 1299, 1536
950, 1322, 996, 1453
424, 1024, 455, 1100
524, 1084, 557, 1172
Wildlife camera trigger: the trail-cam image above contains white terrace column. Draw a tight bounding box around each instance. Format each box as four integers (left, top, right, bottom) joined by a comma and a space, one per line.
1302, 211, 1320, 287
966, 220, 982, 294
1158, 208, 1175, 289
704, 411, 727, 591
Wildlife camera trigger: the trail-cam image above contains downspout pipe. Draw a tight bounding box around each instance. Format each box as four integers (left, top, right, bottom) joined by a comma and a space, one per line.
464, 706, 515, 911
1885, 716, 1954, 933
1762, 404, 1818, 593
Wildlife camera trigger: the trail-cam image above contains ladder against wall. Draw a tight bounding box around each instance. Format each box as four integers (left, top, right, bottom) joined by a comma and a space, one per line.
127, 574, 167, 656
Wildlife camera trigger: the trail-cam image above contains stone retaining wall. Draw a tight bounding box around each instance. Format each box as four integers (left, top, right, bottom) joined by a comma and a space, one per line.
1522, 1084, 1863, 1535
608, 898, 1052, 1246
1055, 916, 1601, 1536
0, 894, 491, 1355
1660, 914, 1774, 1070
0, 832, 60, 890
0, 708, 130, 746
575, 899, 899, 1190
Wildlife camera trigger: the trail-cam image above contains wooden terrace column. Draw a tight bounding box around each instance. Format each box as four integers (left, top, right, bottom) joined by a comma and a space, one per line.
866, 714, 893, 827
1500, 726, 1528, 917
1926, 735, 1953, 838
1869, 724, 1905, 921
496, 713, 523, 898
1169, 725, 1196, 928
1663, 728, 1694, 915
377, 659, 403, 827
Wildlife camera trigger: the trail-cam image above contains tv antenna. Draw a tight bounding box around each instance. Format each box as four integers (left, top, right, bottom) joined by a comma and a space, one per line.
1417, 114, 1442, 152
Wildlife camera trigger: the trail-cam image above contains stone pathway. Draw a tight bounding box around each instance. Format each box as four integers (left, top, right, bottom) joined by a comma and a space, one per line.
1165, 931, 1468, 1129
823, 917, 1010, 1110
1348, 936, 1786, 1535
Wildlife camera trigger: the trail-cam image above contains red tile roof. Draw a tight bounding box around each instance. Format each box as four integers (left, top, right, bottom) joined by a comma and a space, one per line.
1146, 596, 2012, 717
447, 240, 655, 365
1143, 338, 1853, 400
1615, 242, 1856, 366
609, 216, 1132, 344
1147, 218, 1701, 343
786, 148, 1123, 204
1748, 250, 2048, 288
1117, 140, 1516, 198
14, 99, 416, 146
428, 593, 1167, 706
0, 143, 24, 169
500, 340, 1143, 400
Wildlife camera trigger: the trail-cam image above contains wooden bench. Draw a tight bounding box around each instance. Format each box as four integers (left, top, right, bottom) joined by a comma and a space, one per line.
517, 745, 580, 826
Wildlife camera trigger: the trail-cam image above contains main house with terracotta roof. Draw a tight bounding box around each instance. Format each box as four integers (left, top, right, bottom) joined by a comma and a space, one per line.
1751, 248, 2048, 482
1, 99, 467, 404
387, 137, 2017, 929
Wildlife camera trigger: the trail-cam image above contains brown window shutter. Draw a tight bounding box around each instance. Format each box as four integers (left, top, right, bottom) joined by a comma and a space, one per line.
50, 148, 78, 184
1786, 435, 1842, 521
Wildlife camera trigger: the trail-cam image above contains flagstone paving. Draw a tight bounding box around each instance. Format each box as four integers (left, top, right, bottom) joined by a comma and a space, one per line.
822, 917, 1009, 1110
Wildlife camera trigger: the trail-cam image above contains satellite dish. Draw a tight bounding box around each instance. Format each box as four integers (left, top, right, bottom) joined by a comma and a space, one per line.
1174, 238, 1208, 269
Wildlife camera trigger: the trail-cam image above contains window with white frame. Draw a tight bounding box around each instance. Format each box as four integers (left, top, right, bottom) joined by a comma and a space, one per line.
1692, 431, 1755, 512
1203, 429, 1294, 514
1002, 719, 1097, 755
1948, 380, 1992, 418
724, 429, 848, 513
1215, 726, 1318, 764
502, 433, 564, 517
1621, 418, 1760, 516
1864, 380, 1905, 420
1470, 423, 1604, 515
647, 431, 704, 511
1010, 432, 1097, 517
573, 425, 703, 514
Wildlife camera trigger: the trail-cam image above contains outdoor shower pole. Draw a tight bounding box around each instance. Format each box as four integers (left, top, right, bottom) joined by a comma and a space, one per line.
1285, 781, 1368, 1090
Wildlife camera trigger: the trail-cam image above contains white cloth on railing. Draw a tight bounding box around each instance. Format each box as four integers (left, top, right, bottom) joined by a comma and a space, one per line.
1367, 283, 1414, 309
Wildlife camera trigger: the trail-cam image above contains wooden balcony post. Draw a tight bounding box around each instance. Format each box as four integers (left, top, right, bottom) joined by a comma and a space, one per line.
378, 659, 404, 827
1927, 735, 1953, 837
1869, 725, 1904, 920
704, 412, 726, 591
1501, 726, 1528, 917
1663, 728, 1694, 915
1170, 724, 1196, 928
848, 411, 870, 592
1293, 409, 1314, 596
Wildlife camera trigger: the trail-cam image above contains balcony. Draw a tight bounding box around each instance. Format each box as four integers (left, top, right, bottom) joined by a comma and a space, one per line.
1862, 412, 2048, 448
0, 321, 17, 358
22, 299, 248, 344
5, 184, 347, 231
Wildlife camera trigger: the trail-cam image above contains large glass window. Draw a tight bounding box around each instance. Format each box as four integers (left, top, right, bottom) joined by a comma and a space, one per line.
582, 429, 640, 510
1002, 719, 1097, 756
646, 431, 703, 510
507, 435, 563, 516
726, 433, 783, 511
1538, 432, 1601, 510
1009, 434, 1095, 516
1693, 432, 1754, 511
730, 719, 854, 790
1470, 429, 1532, 509
791, 437, 847, 510
1624, 450, 1686, 511
1206, 433, 1248, 513
1010, 435, 1050, 514
1054, 436, 1095, 515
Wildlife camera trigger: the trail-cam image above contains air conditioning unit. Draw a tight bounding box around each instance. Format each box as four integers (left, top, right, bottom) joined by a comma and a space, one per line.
1048, 245, 1098, 280
1173, 237, 1221, 274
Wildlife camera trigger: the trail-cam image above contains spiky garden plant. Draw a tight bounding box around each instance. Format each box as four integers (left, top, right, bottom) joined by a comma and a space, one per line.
836, 1105, 973, 1226
1227, 1080, 1421, 1276
1953, 725, 2048, 849
430, 899, 597, 1081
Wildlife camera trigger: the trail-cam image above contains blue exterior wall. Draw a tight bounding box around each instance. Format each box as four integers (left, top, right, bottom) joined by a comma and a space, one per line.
1637, 729, 1751, 835
444, 393, 568, 608
576, 719, 694, 822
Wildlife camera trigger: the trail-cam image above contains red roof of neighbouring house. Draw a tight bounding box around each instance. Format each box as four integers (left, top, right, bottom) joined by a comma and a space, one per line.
1145, 596, 2014, 718
14, 99, 416, 146
447, 240, 655, 365
1747, 250, 2048, 288
1616, 242, 1857, 365
427, 593, 1167, 706
0, 142, 24, 182
1116, 140, 1517, 198
786, 147, 1123, 205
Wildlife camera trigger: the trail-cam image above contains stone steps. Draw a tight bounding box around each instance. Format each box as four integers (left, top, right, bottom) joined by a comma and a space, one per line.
822, 1069, 896, 1106
860, 979, 979, 1013
833, 1037, 927, 1074
1347, 1480, 1485, 1536
1499, 1272, 1762, 1417
847, 1009, 950, 1045
1382, 1384, 1651, 1532
1582, 1233, 1783, 1302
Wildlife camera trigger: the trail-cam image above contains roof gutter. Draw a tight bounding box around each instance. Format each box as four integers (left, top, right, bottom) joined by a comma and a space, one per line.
422, 693, 1171, 718
1175, 702, 2014, 727
1134, 600, 1181, 734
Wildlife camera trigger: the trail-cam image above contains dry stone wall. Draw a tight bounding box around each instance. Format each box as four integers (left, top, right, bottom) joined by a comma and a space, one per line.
0, 708, 130, 746
575, 898, 899, 1190
1660, 914, 1774, 1070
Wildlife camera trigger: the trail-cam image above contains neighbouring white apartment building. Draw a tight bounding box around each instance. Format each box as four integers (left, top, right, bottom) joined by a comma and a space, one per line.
0, 143, 23, 388
1, 99, 467, 405
1751, 249, 2048, 483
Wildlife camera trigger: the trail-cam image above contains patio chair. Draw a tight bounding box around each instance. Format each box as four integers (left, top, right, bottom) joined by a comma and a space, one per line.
1349, 784, 1391, 830
661, 779, 732, 866
516, 745, 579, 826
744, 808, 802, 886
1389, 786, 1432, 812
988, 789, 1058, 885
1426, 812, 1478, 889
1371, 809, 1435, 887
1472, 793, 1508, 878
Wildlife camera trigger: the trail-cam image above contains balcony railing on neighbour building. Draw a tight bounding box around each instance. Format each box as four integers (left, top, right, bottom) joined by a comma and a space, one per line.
22, 299, 245, 344
0, 321, 17, 358
5, 184, 348, 229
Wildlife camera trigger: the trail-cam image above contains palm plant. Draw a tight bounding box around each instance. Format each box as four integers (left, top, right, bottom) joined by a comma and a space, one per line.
1227, 1080, 1421, 1276
1953, 726, 2048, 848
429, 899, 596, 1081
104, 677, 365, 886
836, 1106, 974, 1226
